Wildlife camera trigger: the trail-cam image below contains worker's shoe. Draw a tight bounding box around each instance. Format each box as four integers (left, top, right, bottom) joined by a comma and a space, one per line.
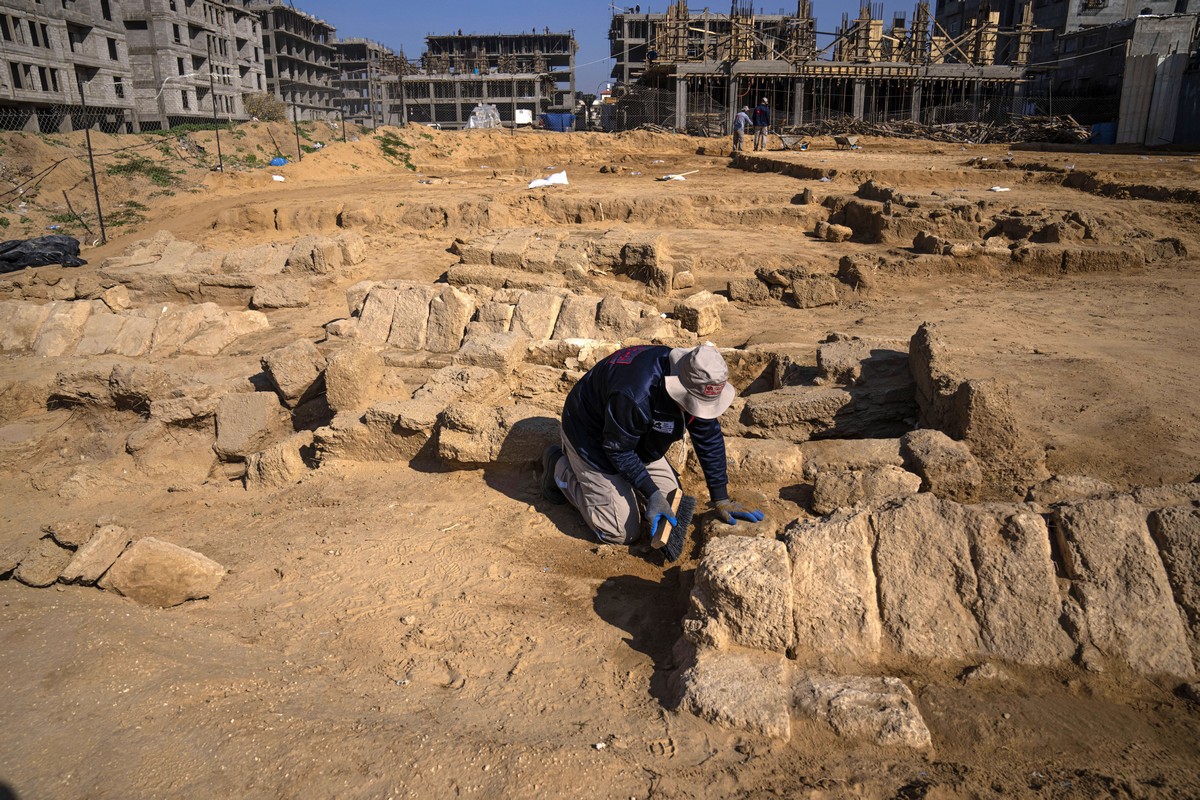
541, 445, 566, 505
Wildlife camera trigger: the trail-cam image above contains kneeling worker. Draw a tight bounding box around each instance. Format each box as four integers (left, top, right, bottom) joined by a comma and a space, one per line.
542, 344, 764, 545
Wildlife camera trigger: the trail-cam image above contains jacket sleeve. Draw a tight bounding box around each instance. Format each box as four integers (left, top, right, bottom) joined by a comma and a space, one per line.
602, 391, 660, 498
687, 416, 729, 502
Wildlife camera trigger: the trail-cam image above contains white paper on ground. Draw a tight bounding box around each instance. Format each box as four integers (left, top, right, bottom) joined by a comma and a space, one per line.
528, 170, 569, 189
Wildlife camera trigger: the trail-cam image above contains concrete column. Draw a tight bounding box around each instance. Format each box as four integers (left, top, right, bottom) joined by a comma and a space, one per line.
792, 79, 805, 126
852, 78, 866, 120
675, 75, 687, 131
726, 75, 738, 132
911, 81, 922, 123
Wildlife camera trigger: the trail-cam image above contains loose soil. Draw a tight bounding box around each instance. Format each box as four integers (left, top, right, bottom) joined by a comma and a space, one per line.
2, 124, 1199, 799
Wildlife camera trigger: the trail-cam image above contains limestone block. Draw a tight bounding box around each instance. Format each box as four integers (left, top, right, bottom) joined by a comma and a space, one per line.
683, 536, 794, 654
425, 285, 477, 353
966, 505, 1073, 666
675, 646, 791, 739
823, 223, 854, 243
220, 242, 288, 275
324, 345, 384, 413
100, 537, 225, 607
799, 438, 904, 480
817, 336, 909, 386
32, 300, 92, 356
437, 402, 559, 466
793, 673, 931, 749
1133, 483, 1200, 509
214, 392, 288, 461
523, 234, 562, 272
345, 280, 376, 317
100, 285, 132, 312
551, 294, 601, 340
452, 331, 529, 372
336, 231, 367, 265
43, 520, 94, 548
511, 291, 566, 340
387, 285, 437, 350
595, 294, 642, 339
489, 229, 532, 269
412, 365, 505, 406
179, 309, 268, 357
742, 386, 851, 439
1026, 474, 1115, 504
262, 339, 327, 408
727, 278, 771, 304
873, 494, 982, 661
59, 524, 131, 585
251, 278, 311, 309
1054, 496, 1193, 677
837, 255, 876, 292
0, 301, 52, 351
790, 277, 840, 309
473, 300, 517, 334
810, 466, 921, 516
1149, 506, 1200, 665
674, 291, 726, 336
526, 339, 619, 371
74, 311, 127, 356
109, 314, 155, 357
15, 536, 74, 587
285, 235, 343, 274
901, 429, 982, 503
672, 270, 695, 290
245, 431, 314, 489
324, 318, 357, 339
784, 511, 881, 665
722, 438, 805, 486
356, 287, 400, 344
913, 230, 949, 254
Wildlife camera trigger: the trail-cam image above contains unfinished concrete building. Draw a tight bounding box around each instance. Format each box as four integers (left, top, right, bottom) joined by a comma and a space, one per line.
0, 0, 137, 132
333, 38, 392, 128
607, 0, 1038, 133
121, 0, 266, 130
384, 31, 577, 129
243, 0, 336, 120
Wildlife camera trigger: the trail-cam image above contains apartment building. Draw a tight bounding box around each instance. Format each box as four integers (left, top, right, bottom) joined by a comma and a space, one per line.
0, 0, 136, 132
243, 0, 336, 120
334, 37, 391, 128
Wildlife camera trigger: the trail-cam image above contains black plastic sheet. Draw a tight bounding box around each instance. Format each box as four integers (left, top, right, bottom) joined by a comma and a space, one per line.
0, 235, 88, 273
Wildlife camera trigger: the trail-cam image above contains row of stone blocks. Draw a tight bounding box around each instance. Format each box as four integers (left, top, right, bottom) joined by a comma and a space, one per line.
334, 280, 691, 353
0, 298, 268, 358
674, 488, 1200, 743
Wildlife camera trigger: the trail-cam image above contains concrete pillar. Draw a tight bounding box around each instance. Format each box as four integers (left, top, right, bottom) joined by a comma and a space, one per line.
675, 75, 687, 131
792, 79, 805, 126
726, 75, 738, 132
852, 78, 866, 120
911, 81, 922, 123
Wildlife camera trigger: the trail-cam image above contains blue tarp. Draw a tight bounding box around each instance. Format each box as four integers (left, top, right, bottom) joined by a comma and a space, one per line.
539, 113, 575, 133
269, 156, 288, 166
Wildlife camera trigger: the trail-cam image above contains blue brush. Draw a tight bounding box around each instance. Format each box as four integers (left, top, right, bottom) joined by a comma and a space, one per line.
651, 490, 698, 562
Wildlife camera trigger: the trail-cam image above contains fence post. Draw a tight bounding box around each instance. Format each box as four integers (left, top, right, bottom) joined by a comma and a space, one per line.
74, 70, 106, 245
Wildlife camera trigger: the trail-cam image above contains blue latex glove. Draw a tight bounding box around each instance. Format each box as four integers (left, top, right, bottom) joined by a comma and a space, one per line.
646, 490, 676, 534
712, 498, 765, 526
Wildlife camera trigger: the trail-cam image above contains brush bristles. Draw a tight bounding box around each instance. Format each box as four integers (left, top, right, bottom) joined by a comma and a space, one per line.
663, 494, 697, 562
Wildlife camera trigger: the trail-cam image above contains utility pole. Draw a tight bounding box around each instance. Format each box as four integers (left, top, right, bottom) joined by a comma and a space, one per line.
291, 84, 303, 161
206, 37, 224, 171
74, 70, 106, 244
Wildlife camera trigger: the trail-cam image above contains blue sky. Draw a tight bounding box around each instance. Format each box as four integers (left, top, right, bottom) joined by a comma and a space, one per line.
299, 1, 908, 96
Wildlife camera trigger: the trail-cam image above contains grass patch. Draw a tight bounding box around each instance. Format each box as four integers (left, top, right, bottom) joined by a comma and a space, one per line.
107, 200, 149, 228
0, 217, 9, 228
49, 213, 76, 224
376, 131, 416, 171
105, 154, 179, 187
149, 189, 176, 198
140, 122, 236, 137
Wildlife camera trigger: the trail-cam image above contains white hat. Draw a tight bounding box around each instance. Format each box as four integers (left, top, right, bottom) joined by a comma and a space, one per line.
665, 345, 736, 419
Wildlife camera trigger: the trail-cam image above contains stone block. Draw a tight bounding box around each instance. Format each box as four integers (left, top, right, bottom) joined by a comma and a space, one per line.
784, 511, 881, 665
0, 301, 52, 351
100, 537, 225, 607
727, 278, 771, 304
823, 223, 854, 243
59, 524, 131, 585
489, 229, 532, 269
674, 291, 725, 336
262, 339, 327, 408
790, 277, 841, 309
356, 287, 400, 344
683, 536, 794, 654
245, 431, 314, 489
15, 536, 74, 587
1054, 496, 1193, 677
675, 645, 791, 739
672, 270, 695, 290
99, 285, 132, 312
1149, 506, 1200, 665
32, 300, 92, 356
452, 331, 529, 372
793, 673, 931, 749
437, 402, 558, 466
387, 285, 437, 350
551, 294, 601, 340
425, 285, 476, 353
74, 311, 127, 356
811, 466, 921, 516
345, 280, 376, 317
179, 309, 268, 357
109, 314, 155, 357
901, 429, 982, 503
324, 345, 384, 413
873, 494, 982, 661
214, 392, 288, 461
799, 438, 904, 480
43, 520, 94, 548
817, 336, 909, 386
837, 255, 876, 292
722, 438, 804, 486
1026, 474, 1115, 504
412, 365, 505, 406
251, 278, 311, 309
285, 235, 343, 274
337, 232, 367, 265
742, 386, 851, 440
595, 294, 642, 339
1133, 483, 1200, 509
511, 291, 566, 340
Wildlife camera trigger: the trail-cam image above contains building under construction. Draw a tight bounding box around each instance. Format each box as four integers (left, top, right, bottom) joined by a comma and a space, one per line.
608, 0, 1040, 133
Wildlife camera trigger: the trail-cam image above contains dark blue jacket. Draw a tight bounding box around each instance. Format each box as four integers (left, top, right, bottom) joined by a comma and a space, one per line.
562, 345, 729, 502
753, 103, 770, 127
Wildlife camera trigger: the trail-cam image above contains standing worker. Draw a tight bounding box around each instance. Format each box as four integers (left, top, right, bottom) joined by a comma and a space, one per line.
753, 97, 771, 151
541, 344, 765, 546
732, 106, 752, 153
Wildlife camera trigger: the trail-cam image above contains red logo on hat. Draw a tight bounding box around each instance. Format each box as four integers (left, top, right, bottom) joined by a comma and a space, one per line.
702, 381, 726, 397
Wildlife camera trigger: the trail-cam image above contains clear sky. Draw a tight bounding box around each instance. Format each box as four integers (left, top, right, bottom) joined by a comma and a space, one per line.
297, 1, 911, 97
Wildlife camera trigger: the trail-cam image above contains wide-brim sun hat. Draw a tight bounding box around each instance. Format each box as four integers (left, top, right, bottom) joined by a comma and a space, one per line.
665, 345, 737, 419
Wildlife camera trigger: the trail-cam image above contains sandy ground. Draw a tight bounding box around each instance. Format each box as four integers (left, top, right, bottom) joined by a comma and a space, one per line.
2, 124, 1200, 798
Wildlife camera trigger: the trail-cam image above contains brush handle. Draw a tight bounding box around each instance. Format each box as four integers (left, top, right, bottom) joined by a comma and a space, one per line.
650, 489, 683, 550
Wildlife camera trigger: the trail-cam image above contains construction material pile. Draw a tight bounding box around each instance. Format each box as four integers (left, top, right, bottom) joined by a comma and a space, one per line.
779, 114, 1091, 144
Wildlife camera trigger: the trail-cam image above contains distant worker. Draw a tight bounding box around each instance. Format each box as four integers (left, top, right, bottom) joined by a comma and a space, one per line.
753, 97, 771, 151
732, 106, 751, 153
541, 344, 765, 546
